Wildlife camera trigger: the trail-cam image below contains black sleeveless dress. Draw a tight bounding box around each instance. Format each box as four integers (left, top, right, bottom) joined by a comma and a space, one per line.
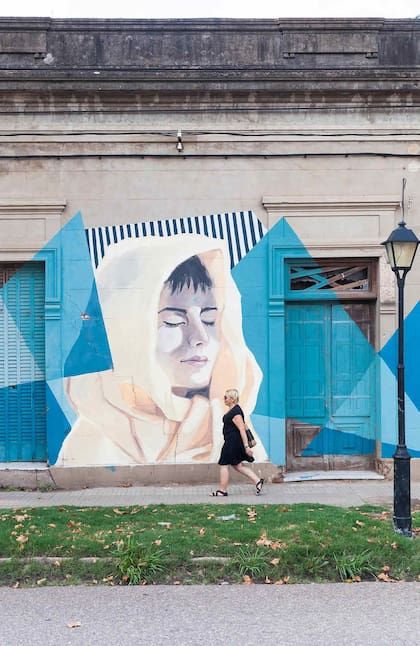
218, 404, 254, 465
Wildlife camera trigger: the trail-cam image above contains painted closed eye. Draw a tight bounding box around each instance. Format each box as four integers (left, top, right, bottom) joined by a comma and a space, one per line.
201, 319, 216, 326
200, 309, 218, 326
163, 319, 186, 327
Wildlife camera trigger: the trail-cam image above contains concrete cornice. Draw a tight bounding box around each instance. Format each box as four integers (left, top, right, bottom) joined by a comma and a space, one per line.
0, 17, 419, 30
0, 17, 419, 100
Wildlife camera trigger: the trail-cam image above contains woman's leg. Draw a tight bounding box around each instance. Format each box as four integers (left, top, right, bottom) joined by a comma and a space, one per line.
219, 465, 229, 492
233, 462, 259, 485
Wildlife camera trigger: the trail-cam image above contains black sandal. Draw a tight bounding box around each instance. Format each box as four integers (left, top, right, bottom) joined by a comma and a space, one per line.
210, 490, 228, 497
255, 479, 264, 495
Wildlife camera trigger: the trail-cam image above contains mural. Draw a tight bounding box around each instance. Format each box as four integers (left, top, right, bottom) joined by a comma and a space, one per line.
1, 207, 420, 470
57, 234, 268, 465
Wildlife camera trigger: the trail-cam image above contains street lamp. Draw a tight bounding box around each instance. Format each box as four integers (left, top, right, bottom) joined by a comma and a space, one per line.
381, 179, 420, 537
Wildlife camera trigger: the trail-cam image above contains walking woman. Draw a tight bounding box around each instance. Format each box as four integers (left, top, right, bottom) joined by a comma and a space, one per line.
211, 388, 264, 497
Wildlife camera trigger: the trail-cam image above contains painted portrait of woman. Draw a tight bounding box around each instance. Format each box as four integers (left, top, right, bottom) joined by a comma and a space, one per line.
56, 234, 268, 465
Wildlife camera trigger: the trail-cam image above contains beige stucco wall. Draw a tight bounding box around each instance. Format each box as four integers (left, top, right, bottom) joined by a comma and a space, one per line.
0, 17, 419, 484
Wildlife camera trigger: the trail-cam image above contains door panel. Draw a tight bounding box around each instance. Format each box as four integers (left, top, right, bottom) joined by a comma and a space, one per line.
0, 263, 46, 462
286, 304, 326, 420
286, 301, 375, 471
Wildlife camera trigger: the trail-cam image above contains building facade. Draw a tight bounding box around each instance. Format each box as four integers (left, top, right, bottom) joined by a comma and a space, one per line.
0, 17, 419, 486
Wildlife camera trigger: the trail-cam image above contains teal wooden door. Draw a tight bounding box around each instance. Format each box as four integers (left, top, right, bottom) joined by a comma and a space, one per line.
286, 302, 376, 470
0, 263, 46, 461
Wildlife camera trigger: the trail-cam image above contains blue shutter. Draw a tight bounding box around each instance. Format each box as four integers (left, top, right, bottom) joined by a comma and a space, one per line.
0, 263, 46, 461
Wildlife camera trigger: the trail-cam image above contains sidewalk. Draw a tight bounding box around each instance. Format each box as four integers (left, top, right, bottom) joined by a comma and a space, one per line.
1, 479, 420, 508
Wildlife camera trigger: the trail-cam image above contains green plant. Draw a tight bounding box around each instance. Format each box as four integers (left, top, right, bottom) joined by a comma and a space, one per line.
333, 549, 375, 581
304, 552, 330, 576
231, 546, 268, 578
113, 537, 166, 584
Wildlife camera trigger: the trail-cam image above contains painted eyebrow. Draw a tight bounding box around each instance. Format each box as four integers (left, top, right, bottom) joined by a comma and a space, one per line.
158, 307, 187, 315
158, 306, 218, 314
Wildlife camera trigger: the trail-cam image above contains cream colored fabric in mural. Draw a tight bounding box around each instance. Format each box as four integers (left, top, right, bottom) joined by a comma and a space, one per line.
57, 234, 267, 465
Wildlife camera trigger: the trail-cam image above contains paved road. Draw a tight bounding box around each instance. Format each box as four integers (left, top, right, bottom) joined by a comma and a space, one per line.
0, 583, 419, 646
1, 479, 420, 509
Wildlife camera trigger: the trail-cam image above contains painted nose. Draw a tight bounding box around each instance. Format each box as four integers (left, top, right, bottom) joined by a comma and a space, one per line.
188, 319, 209, 346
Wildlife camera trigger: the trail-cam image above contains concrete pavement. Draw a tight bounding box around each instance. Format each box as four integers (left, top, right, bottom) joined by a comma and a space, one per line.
1, 479, 420, 508
0, 583, 419, 646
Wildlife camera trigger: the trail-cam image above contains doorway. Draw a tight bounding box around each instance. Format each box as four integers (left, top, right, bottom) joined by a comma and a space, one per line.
285, 261, 377, 471
0, 262, 46, 461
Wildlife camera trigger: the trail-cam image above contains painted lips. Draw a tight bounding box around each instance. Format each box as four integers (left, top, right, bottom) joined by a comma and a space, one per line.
181, 356, 209, 364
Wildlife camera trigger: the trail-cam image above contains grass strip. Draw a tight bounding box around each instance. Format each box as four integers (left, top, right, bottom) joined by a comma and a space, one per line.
0, 503, 418, 587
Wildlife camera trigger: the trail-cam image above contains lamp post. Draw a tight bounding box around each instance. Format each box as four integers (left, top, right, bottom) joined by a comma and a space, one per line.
381, 179, 419, 537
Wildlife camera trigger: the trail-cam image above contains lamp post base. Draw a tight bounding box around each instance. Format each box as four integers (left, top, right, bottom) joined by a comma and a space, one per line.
393, 450, 412, 538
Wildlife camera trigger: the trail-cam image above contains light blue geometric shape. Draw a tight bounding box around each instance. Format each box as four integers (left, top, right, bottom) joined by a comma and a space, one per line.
34, 212, 112, 380
380, 300, 420, 412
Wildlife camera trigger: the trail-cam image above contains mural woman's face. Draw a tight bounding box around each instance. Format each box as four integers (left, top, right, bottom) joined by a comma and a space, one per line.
157, 282, 220, 396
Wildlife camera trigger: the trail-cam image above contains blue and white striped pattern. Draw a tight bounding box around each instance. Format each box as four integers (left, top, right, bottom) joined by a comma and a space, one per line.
85, 211, 266, 270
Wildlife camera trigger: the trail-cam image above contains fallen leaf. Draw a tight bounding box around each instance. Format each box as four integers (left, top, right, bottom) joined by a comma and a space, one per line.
16, 535, 28, 544
378, 572, 392, 582
199, 528, 206, 536
53, 561, 61, 567
66, 622, 81, 629
113, 509, 124, 515
48, 523, 56, 528
270, 542, 288, 551
13, 515, 28, 522
153, 539, 162, 546
391, 542, 398, 550
247, 508, 257, 523
383, 565, 391, 572
173, 581, 181, 585
36, 578, 47, 586
242, 575, 253, 584
12, 582, 19, 589
270, 558, 280, 566
264, 576, 272, 584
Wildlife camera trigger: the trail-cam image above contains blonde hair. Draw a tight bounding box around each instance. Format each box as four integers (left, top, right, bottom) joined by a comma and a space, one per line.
225, 388, 239, 403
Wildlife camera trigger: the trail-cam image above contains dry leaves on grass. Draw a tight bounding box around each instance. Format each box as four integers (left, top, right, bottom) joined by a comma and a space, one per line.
15, 535, 28, 544
377, 565, 397, 582
13, 514, 29, 523
113, 508, 129, 515
256, 530, 287, 551
247, 508, 257, 523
